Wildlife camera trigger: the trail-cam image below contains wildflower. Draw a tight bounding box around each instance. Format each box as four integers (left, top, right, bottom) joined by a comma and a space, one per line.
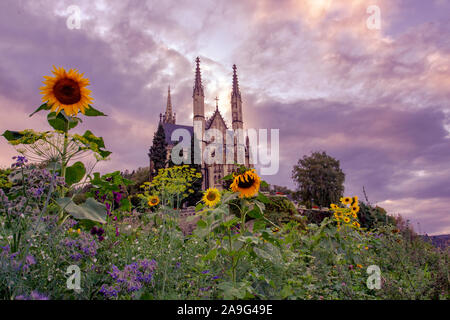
340, 197, 352, 205
11, 156, 28, 168
202, 188, 221, 207
364, 246, 369, 250
40, 66, 93, 116
148, 195, 160, 207
77, 228, 81, 234
230, 169, 261, 198
356, 264, 363, 269
201, 270, 210, 274
353, 221, 361, 228
68, 228, 73, 233
351, 205, 360, 214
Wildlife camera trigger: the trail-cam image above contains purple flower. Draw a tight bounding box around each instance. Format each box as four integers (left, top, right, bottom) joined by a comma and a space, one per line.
212, 275, 220, 280
90, 226, 98, 235
16, 291, 49, 300
12, 156, 28, 168
101, 259, 157, 299
201, 270, 210, 274
99, 284, 120, 298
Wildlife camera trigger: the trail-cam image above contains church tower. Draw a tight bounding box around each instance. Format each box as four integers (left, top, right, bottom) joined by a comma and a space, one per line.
231, 64, 243, 130
193, 57, 205, 127
192, 57, 208, 189
163, 86, 176, 124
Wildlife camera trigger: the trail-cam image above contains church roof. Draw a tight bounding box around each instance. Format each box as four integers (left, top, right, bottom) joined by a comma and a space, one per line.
205, 108, 228, 130
162, 123, 193, 145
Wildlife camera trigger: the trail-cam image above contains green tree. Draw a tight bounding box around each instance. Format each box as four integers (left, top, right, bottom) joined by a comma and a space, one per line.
291, 151, 345, 207
149, 123, 167, 178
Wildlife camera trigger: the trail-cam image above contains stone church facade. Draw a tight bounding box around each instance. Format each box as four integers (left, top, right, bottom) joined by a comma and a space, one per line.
149, 57, 251, 190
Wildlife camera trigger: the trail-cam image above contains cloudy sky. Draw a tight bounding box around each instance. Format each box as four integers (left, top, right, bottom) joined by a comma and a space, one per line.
0, 0, 449, 235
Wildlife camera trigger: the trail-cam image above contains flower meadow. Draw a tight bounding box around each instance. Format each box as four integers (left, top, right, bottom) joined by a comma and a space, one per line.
0, 67, 448, 300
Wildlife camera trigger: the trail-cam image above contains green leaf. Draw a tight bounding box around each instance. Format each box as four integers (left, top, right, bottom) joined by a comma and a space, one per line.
221, 173, 234, 181
47, 112, 78, 131
29, 103, 51, 117
56, 197, 107, 223
195, 202, 205, 211
84, 105, 107, 117
202, 248, 218, 261
247, 207, 263, 219
2, 130, 24, 142
119, 198, 131, 212
65, 161, 86, 186
253, 220, 266, 231
197, 219, 207, 228
256, 192, 269, 203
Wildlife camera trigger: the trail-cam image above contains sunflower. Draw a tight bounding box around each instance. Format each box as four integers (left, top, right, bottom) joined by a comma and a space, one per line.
351, 205, 360, 215
230, 169, 261, 198
330, 203, 338, 210
340, 197, 352, 205
148, 195, 160, 207
352, 196, 359, 206
40, 66, 93, 117
202, 188, 221, 207
343, 217, 350, 223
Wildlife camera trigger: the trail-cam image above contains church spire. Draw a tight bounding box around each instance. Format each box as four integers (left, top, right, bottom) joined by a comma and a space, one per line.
163, 86, 175, 124
231, 64, 243, 130
232, 64, 241, 100
193, 57, 204, 97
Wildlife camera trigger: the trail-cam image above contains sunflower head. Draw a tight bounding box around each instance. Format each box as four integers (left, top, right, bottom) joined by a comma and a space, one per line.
352, 196, 358, 206
202, 188, 221, 207
230, 169, 261, 198
148, 195, 160, 207
40, 66, 93, 117
340, 197, 352, 205
343, 217, 350, 223
351, 205, 360, 214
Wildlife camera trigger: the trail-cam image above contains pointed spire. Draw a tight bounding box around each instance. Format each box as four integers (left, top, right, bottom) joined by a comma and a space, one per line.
193, 57, 204, 97
166, 86, 172, 117
232, 64, 241, 99
215, 96, 219, 111
163, 85, 175, 124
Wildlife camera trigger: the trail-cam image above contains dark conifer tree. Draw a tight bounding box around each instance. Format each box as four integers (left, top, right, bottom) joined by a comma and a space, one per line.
149, 123, 167, 178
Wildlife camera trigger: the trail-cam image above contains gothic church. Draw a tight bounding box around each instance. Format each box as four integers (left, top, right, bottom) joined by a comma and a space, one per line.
149, 57, 251, 190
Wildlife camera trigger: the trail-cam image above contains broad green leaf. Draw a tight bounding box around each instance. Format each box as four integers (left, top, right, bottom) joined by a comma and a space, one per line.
65, 161, 86, 186
119, 198, 131, 212
29, 103, 51, 117
195, 202, 205, 211
47, 112, 78, 132
2, 130, 24, 142
197, 219, 207, 228
247, 207, 263, 219
57, 197, 107, 224
84, 105, 107, 117
253, 220, 266, 231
